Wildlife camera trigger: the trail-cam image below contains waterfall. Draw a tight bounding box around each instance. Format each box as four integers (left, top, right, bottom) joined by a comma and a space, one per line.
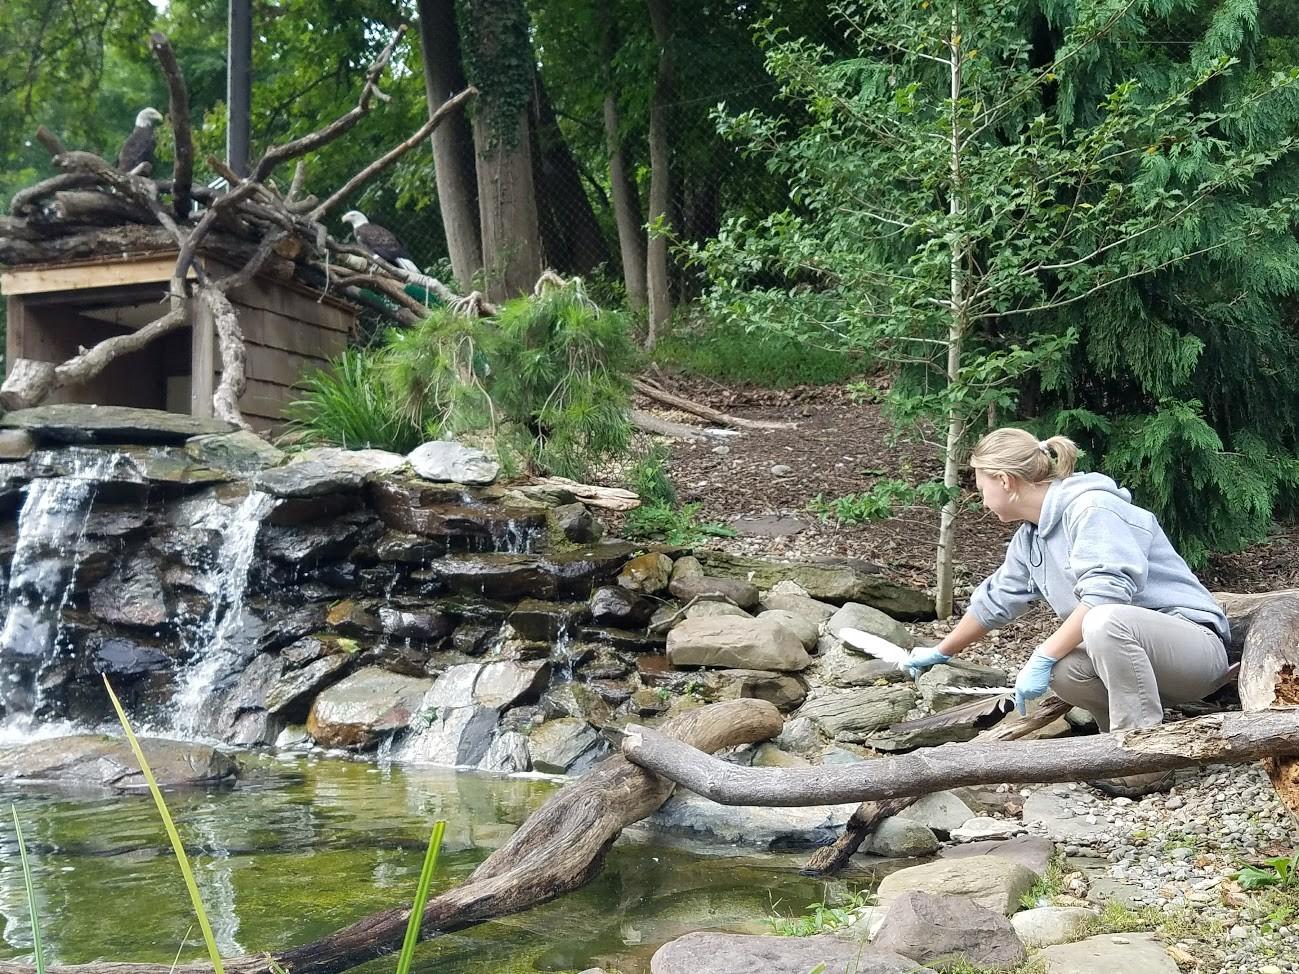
0, 449, 124, 722
170, 489, 276, 735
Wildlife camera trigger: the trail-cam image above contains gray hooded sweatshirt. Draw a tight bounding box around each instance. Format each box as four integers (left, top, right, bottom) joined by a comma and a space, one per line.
968, 472, 1229, 641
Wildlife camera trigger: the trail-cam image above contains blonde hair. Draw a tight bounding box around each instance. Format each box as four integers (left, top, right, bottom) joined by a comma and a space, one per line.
970, 428, 1079, 485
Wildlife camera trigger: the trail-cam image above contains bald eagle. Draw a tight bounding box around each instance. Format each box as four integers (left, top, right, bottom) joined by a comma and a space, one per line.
118, 107, 164, 172
341, 210, 421, 276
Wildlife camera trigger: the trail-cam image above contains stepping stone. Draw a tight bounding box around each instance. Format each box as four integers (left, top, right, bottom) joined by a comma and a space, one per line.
1038, 933, 1178, 973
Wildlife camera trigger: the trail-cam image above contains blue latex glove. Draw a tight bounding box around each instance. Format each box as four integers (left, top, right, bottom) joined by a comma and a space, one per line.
1013, 649, 1059, 715
905, 647, 952, 680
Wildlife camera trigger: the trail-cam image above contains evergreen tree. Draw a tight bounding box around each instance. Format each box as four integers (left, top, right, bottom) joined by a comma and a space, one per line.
695, 0, 1299, 612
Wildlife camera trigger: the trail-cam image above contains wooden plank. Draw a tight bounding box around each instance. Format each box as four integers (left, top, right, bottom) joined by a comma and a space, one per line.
6, 296, 25, 368
235, 378, 299, 421
191, 299, 215, 418
239, 309, 347, 359
219, 266, 356, 332
0, 256, 186, 296
241, 344, 329, 388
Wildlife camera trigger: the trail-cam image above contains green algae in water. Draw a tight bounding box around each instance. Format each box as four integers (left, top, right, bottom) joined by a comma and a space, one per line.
0, 753, 829, 974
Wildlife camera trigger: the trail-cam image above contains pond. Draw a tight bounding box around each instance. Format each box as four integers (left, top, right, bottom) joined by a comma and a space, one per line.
0, 751, 835, 974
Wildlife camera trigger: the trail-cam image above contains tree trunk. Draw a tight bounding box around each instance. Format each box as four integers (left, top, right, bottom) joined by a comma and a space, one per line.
1236, 594, 1299, 821
530, 75, 610, 276
460, 0, 544, 301
416, 0, 483, 288
597, 4, 647, 310
474, 111, 543, 300
935, 14, 967, 620
0, 700, 782, 974
644, 0, 673, 346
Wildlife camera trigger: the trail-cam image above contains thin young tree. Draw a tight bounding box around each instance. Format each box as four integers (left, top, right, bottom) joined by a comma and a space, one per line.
696, 0, 1299, 616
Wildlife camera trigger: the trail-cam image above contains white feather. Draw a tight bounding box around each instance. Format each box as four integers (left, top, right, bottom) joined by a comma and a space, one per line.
942, 686, 1015, 696
838, 628, 911, 667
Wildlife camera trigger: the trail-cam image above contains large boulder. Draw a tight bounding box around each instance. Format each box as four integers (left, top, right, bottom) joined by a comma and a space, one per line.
757, 609, 818, 649
184, 430, 285, 476
668, 573, 760, 610
828, 602, 914, 648
528, 717, 601, 773
550, 502, 603, 543
865, 817, 940, 858
667, 617, 811, 672
763, 589, 838, 625
255, 447, 406, 497
876, 857, 1038, 916
89, 555, 169, 629
1, 404, 235, 444
1011, 907, 1096, 948
306, 668, 432, 749
401, 705, 499, 767
590, 585, 654, 627
617, 552, 674, 594
644, 788, 858, 850
694, 552, 936, 619
477, 731, 532, 773
794, 684, 915, 740
872, 891, 1026, 971
264, 653, 351, 717
893, 791, 978, 836
650, 932, 930, 974
473, 660, 550, 709
1037, 933, 1179, 973
0, 735, 237, 789
407, 440, 500, 484
939, 835, 1056, 879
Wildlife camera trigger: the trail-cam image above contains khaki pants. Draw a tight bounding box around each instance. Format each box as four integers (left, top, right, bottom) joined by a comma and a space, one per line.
1049, 603, 1229, 732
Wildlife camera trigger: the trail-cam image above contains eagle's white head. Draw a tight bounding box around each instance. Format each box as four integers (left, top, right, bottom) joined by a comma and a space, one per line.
340, 210, 370, 229
136, 107, 164, 128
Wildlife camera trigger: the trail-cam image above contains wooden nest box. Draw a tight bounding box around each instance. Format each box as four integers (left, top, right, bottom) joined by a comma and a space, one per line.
1, 250, 356, 431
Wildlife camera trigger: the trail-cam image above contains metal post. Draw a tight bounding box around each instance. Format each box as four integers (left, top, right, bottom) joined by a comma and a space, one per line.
226, 0, 252, 176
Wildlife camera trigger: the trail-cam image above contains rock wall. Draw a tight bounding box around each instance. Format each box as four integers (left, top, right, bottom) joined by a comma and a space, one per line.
0, 404, 943, 779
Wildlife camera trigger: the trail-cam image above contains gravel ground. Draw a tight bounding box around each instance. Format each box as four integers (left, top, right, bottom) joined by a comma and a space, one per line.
1020, 765, 1299, 970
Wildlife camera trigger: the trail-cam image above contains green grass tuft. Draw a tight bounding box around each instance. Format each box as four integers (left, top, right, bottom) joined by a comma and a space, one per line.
104, 676, 225, 974
10, 805, 45, 974
395, 819, 447, 974
654, 319, 867, 388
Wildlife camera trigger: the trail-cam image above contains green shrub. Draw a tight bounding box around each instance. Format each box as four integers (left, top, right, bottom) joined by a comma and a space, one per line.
284, 346, 425, 453
288, 279, 639, 479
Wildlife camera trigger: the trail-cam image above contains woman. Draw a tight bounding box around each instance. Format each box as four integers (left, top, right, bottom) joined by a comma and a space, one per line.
906, 428, 1230, 797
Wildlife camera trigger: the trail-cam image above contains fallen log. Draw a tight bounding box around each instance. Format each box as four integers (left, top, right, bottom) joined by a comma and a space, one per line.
622, 708, 1299, 807
801, 695, 1073, 875
0, 699, 782, 974
631, 408, 737, 440
531, 476, 641, 511
632, 377, 795, 431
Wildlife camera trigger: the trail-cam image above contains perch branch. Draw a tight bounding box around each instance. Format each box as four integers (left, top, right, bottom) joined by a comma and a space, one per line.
309, 85, 477, 221
35, 125, 68, 156
251, 25, 408, 182
150, 32, 193, 220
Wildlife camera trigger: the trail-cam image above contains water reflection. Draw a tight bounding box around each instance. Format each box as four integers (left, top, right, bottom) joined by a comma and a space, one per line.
0, 754, 829, 973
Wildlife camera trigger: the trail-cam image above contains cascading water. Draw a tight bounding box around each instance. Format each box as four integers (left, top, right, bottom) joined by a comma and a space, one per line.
0, 449, 124, 723
170, 489, 276, 736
